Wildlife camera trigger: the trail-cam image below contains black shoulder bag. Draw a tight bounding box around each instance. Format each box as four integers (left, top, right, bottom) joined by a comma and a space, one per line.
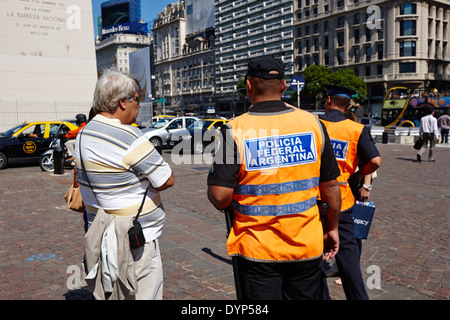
79, 131, 147, 249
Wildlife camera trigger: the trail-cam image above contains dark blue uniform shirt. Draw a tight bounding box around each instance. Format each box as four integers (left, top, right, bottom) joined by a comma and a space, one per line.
319, 109, 380, 166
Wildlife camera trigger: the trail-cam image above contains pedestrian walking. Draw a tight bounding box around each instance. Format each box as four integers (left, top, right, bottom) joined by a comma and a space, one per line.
437, 110, 450, 144
207, 57, 342, 300
319, 85, 382, 300
75, 69, 174, 300
64, 113, 87, 160
418, 106, 439, 162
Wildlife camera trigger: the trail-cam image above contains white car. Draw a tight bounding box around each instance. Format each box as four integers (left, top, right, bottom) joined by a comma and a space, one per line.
142, 116, 200, 147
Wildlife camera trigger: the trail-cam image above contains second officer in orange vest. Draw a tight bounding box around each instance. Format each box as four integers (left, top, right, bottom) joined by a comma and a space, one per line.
319, 85, 382, 300
207, 58, 342, 300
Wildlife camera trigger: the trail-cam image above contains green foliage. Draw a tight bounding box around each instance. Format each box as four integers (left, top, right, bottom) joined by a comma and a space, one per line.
236, 78, 247, 100
301, 65, 367, 103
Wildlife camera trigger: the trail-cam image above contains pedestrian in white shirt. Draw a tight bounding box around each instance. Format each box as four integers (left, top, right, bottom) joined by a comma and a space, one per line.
417, 106, 439, 162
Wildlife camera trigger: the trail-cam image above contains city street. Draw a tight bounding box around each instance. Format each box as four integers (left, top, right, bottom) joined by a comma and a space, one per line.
0, 142, 448, 301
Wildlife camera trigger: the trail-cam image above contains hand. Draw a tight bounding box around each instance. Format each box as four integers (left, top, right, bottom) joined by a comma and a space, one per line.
322, 229, 339, 261
358, 188, 370, 202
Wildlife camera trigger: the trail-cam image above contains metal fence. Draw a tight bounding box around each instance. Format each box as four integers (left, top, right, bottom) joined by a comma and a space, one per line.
0, 100, 92, 132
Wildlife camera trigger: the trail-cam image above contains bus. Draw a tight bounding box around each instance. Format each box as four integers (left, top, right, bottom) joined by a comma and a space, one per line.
381, 87, 450, 127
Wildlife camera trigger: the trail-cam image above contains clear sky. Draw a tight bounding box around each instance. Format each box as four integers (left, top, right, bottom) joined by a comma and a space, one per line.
91, 0, 177, 37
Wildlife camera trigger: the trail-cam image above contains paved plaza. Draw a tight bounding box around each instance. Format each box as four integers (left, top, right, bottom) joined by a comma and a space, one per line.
0, 142, 448, 301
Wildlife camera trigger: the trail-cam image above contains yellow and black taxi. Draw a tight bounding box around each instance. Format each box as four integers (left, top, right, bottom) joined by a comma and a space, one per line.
0, 121, 78, 169
168, 118, 229, 154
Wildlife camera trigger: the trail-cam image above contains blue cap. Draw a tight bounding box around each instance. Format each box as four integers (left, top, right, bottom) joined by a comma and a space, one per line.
327, 85, 357, 100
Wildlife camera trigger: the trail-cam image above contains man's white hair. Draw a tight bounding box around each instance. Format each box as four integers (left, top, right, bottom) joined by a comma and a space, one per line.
93, 69, 138, 114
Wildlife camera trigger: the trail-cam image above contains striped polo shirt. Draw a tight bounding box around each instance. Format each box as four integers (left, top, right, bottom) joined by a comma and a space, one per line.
74, 114, 172, 242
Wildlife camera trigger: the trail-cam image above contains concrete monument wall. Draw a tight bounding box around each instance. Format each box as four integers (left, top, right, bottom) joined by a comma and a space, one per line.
0, 0, 98, 131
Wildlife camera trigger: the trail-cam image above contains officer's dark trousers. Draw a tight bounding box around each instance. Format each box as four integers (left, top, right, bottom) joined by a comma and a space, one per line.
323, 211, 369, 300
236, 256, 323, 300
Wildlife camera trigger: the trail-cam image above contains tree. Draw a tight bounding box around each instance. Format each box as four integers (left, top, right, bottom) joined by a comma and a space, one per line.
303, 65, 332, 102
236, 77, 246, 100
327, 68, 367, 104
301, 65, 367, 105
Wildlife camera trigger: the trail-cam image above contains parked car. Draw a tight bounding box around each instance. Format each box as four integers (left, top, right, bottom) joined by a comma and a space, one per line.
0, 121, 78, 169
142, 116, 200, 147
168, 118, 229, 154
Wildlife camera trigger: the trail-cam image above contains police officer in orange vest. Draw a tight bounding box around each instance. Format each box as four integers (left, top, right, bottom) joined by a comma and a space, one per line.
207, 58, 342, 300
319, 85, 382, 300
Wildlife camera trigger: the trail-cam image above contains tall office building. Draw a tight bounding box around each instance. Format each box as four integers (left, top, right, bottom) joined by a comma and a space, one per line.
294, 0, 450, 115
214, 0, 294, 111
95, 0, 151, 74
153, 0, 216, 114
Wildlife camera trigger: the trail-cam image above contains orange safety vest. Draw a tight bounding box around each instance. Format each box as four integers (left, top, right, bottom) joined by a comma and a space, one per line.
320, 118, 364, 212
227, 107, 324, 262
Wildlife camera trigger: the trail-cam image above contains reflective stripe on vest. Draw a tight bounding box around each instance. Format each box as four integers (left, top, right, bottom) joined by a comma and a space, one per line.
320, 118, 364, 212
226, 107, 325, 262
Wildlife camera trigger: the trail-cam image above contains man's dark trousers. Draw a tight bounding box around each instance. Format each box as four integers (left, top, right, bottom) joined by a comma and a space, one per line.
323, 211, 369, 300
235, 256, 323, 300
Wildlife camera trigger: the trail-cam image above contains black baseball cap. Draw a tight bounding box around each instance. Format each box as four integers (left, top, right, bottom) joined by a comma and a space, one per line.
247, 58, 285, 80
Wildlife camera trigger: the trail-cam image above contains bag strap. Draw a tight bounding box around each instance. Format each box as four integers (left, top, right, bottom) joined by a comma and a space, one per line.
78, 131, 98, 204
78, 130, 150, 220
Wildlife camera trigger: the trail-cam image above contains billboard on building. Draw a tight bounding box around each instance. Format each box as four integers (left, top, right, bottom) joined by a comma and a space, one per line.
100, 0, 148, 39
0, 0, 97, 131
186, 0, 215, 35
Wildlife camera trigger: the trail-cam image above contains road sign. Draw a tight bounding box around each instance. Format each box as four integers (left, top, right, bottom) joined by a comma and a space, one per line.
290, 75, 305, 92
157, 98, 166, 103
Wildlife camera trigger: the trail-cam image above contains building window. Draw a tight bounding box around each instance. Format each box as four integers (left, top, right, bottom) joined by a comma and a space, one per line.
338, 32, 344, 46
366, 66, 371, 76
400, 3, 416, 15
324, 21, 329, 32
400, 41, 416, 56
324, 53, 329, 66
365, 46, 371, 61
354, 13, 360, 25
324, 35, 329, 49
354, 48, 360, 63
377, 64, 383, 75
399, 62, 416, 73
355, 29, 360, 44
400, 20, 416, 36
377, 44, 383, 59
338, 17, 345, 28
337, 51, 344, 65
314, 55, 319, 65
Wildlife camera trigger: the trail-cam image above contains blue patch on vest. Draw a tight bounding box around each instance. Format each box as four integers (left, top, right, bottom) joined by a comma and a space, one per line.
330, 139, 349, 161
243, 132, 317, 171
